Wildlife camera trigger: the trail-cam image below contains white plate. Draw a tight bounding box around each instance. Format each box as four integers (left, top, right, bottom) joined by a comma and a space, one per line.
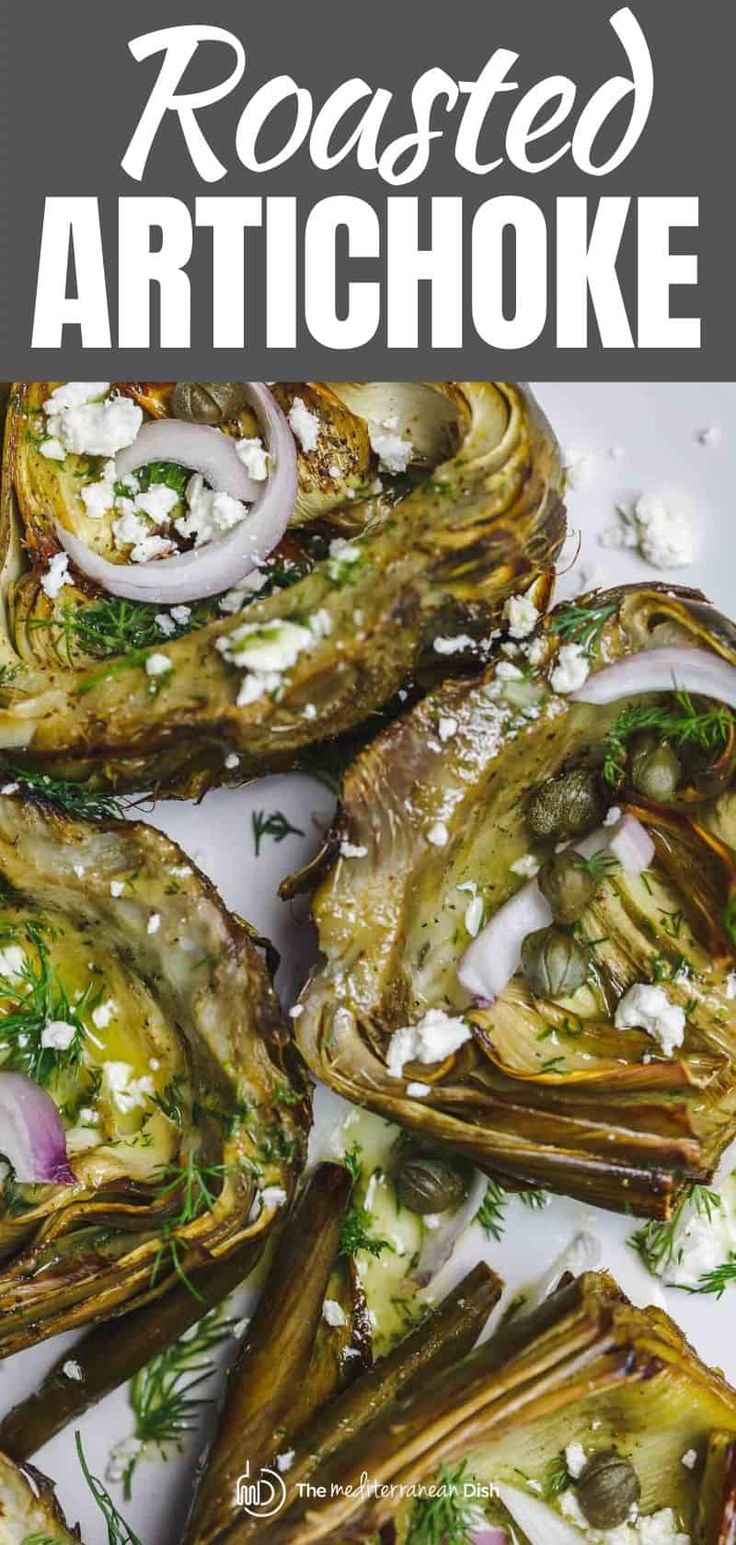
8, 381, 736, 1542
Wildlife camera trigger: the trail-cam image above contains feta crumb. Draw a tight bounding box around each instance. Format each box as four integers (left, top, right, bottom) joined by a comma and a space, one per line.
155, 612, 177, 638
387, 1008, 472, 1079
603, 806, 622, 826
40, 437, 68, 461
260, 1185, 287, 1211
40, 1019, 77, 1051
170, 604, 191, 625
525, 636, 547, 667
464, 895, 484, 937
46, 394, 142, 458
504, 593, 539, 639
0, 945, 25, 978
62, 1359, 84, 1382
510, 853, 541, 878
564, 448, 596, 488
0, 785, 19, 796
276, 1450, 295, 1473
601, 492, 698, 570
147, 913, 161, 935
135, 484, 179, 525
288, 396, 321, 452
564, 1440, 587, 1478
91, 999, 115, 1030
322, 1298, 347, 1327
81, 478, 115, 520
340, 841, 368, 859
614, 982, 686, 1057
288, 1004, 304, 1019
406, 1081, 431, 1097
550, 642, 590, 695
219, 618, 313, 676
224, 752, 240, 769
106, 1437, 144, 1485
110, 880, 125, 897
44, 382, 110, 413
438, 716, 458, 742
41, 552, 71, 600
145, 652, 172, 678
235, 436, 270, 479
370, 425, 413, 475
176, 474, 247, 547
427, 822, 449, 847
102, 1060, 154, 1113
681, 1448, 697, 1469
433, 634, 476, 656
496, 660, 523, 681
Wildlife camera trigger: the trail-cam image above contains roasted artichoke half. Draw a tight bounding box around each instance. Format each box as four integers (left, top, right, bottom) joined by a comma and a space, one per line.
235, 1270, 736, 1545
295, 583, 736, 1218
0, 382, 563, 797
0, 791, 307, 1356
0, 1451, 79, 1542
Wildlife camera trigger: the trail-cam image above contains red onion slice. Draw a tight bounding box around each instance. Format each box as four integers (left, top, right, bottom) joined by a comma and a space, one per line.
572, 646, 736, 710
54, 384, 298, 605
458, 814, 654, 1005
471, 1533, 509, 1545
493, 1484, 582, 1545
115, 419, 259, 503
0, 1071, 74, 1184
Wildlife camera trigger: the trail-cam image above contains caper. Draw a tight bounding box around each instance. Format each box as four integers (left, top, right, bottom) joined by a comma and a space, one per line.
520, 926, 589, 1000
526, 767, 603, 842
394, 1154, 468, 1215
170, 381, 249, 425
576, 1450, 641, 1530
630, 733, 681, 803
537, 850, 595, 923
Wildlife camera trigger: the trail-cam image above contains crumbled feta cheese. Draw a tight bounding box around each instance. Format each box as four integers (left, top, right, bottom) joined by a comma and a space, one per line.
510, 853, 541, 878
406, 1081, 431, 1097
219, 618, 313, 675
550, 642, 590, 695
40, 1019, 77, 1051
340, 841, 367, 859
327, 538, 362, 580
155, 612, 177, 638
91, 999, 115, 1030
106, 1437, 144, 1485
603, 806, 622, 826
681, 1448, 697, 1469
433, 634, 476, 656
564, 1441, 587, 1478
110, 880, 125, 897
288, 396, 320, 452
387, 1008, 472, 1078
176, 473, 247, 547
46, 393, 142, 458
0, 784, 19, 796
145, 652, 172, 678
81, 478, 115, 520
218, 571, 268, 613
427, 822, 449, 847
276, 1450, 295, 1473
726, 972, 736, 1000
322, 1298, 347, 1327
614, 982, 686, 1057
224, 752, 240, 769
40, 437, 67, 461
135, 484, 180, 524
564, 448, 596, 488
235, 436, 270, 479
260, 1185, 287, 1211
525, 636, 547, 667
438, 716, 458, 742
0, 945, 25, 978
44, 382, 110, 413
504, 593, 539, 640
370, 424, 413, 474
496, 660, 523, 681
464, 895, 484, 937
102, 1060, 154, 1113
288, 1004, 304, 1019
41, 552, 71, 600
147, 912, 161, 935
601, 493, 698, 570
170, 604, 191, 625
62, 1359, 84, 1382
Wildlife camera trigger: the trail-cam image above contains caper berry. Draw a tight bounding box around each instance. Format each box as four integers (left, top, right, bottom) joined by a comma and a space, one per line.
520, 926, 589, 1000
537, 850, 595, 924
526, 767, 603, 842
170, 381, 249, 425
630, 733, 681, 803
394, 1154, 468, 1215
576, 1450, 641, 1530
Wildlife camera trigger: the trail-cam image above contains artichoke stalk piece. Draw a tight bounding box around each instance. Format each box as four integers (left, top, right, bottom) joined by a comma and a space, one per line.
0, 791, 308, 1355
0, 382, 564, 798
295, 584, 736, 1218
241, 1271, 736, 1545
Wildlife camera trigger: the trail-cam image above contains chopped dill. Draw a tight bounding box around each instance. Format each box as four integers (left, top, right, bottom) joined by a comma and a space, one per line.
0, 921, 101, 1086
119, 1306, 231, 1498
75, 1432, 142, 1545
406, 1461, 482, 1545
149, 1155, 234, 1299
544, 1450, 573, 1499
629, 1183, 722, 1276
603, 691, 734, 787
553, 600, 617, 657
31, 595, 202, 664
339, 1200, 393, 1260
342, 1141, 363, 1182
251, 808, 305, 856
1, 764, 124, 820
475, 1179, 506, 1241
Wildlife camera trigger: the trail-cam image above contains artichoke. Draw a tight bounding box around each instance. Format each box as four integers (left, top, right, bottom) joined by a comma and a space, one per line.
0, 790, 307, 1356
0, 382, 564, 798
0, 1451, 78, 1542
234, 1270, 736, 1544
294, 583, 736, 1218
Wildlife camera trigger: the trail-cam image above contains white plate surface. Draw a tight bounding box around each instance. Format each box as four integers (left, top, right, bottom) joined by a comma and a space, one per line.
7, 381, 736, 1542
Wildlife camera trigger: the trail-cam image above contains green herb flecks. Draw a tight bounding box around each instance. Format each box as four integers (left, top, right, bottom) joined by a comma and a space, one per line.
0, 922, 101, 1086
519, 1188, 548, 1209
1, 764, 124, 821
544, 1450, 573, 1499
475, 1179, 507, 1241
682, 1255, 736, 1298
251, 808, 305, 857
406, 1461, 483, 1545
339, 1200, 393, 1260
75, 1432, 142, 1545
150, 1156, 234, 1300
31, 595, 203, 665
630, 1183, 722, 1277
553, 600, 617, 657
603, 691, 733, 788
118, 1306, 231, 1498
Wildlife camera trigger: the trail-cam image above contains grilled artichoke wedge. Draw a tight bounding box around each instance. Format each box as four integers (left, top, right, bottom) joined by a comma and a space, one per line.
237, 1270, 736, 1545
0, 1452, 78, 1542
0, 791, 307, 1356
0, 382, 563, 797
295, 584, 736, 1219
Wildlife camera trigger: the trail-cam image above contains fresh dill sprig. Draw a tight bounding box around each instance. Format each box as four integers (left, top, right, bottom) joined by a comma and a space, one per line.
150, 1155, 233, 1299
342, 1141, 363, 1182
2, 764, 124, 820
406, 1461, 481, 1545
575, 850, 620, 884
682, 1254, 736, 1298
119, 1306, 231, 1498
544, 1450, 573, 1499
629, 1183, 722, 1276
31, 595, 199, 664
251, 808, 305, 856
519, 1188, 548, 1209
475, 1179, 507, 1241
553, 600, 617, 657
75, 1432, 142, 1545
0, 663, 21, 688
339, 1200, 392, 1260
603, 691, 734, 788
0, 921, 101, 1086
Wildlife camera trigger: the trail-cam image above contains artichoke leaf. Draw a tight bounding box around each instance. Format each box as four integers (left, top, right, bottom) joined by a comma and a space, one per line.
0, 383, 564, 798
0, 791, 308, 1355
295, 584, 736, 1217
0, 1451, 79, 1543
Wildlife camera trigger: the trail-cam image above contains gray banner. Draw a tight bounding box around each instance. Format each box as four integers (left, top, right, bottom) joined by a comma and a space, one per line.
1, 0, 732, 378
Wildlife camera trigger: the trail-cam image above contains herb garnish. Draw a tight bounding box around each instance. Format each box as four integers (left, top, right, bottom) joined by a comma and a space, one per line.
544, 1450, 573, 1499
405, 1461, 483, 1545
150, 1155, 234, 1299
603, 691, 733, 787
0, 922, 101, 1086
251, 808, 305, 856
339, 1200, 392, 1260
630, 1183, 722, 1276
75, 1432, 142, 1545
553, 600, 617, 657
475, 1179, 507, 1241
31, 595, 201, 665
118, 1306, 230, 1497
1, 764, 124, 820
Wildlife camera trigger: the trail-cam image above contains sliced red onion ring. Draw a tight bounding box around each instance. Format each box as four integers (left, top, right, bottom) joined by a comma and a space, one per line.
572, 646, 736, 711
458, 814, 654, 1004
54, 384, 298, 605
115, 419, 259, 503
0, 1071, 74, 1184
471, 1532, 509, 1545
493, 1484, 582, 1545
411, 1169, 487, 1287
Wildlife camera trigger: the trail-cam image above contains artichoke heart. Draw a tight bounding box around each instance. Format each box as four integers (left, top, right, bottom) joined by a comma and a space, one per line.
295, 584, 736, 1219
0, 1450, 78, 1542
0, 791, 308, 1355
0, 382, 564, 798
